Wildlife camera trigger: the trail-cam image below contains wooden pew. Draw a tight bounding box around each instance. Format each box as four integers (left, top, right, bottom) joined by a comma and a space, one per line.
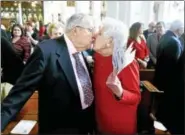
138, 80, 163, 134
2, 91, 38, 135
140, 69, 155, 82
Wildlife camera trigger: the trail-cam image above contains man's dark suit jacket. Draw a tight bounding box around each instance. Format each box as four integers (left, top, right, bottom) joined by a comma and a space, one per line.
179, 33, 184, 50
154, 30, 184, 134
1, 35, 95, 134
143, 29, 155, 40
1, 36, 24, 84
1, 29, 9, 40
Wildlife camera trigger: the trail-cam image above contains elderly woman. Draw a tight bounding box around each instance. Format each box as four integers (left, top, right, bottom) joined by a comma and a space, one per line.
93, 17, 141, 135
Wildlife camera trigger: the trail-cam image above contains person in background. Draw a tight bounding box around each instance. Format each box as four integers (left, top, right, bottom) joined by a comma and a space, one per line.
1, 13, 95, 134
154, 20, 184, 134
147, 21, 165, 68
7, 20, 16, 32
25, 21, 39, 46
93, 17, 141, 135
46, 23, 64, 39
127, 22, 149, 69
143, 22, 156, 39
6, 20, 16, 40
39, 20, 46, 39
11, 24, 31, 63
44, 22, 51, 35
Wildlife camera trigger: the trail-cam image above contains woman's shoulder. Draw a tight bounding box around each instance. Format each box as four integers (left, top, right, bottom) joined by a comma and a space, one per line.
127, 38, 135, 44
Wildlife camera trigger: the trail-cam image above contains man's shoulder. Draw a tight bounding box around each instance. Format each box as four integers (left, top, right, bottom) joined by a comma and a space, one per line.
147, 33, 157, 40
38, 39, 60, 53
36, 36, 66, 58
144, 29, 148, 33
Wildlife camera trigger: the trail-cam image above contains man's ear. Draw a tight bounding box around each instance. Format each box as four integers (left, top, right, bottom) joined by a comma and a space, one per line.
71, 27, 78, 36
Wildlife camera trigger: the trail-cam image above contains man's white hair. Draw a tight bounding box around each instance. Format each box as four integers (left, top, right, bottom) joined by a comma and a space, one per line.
65, 13, 94, 32
170, 20, 184, 31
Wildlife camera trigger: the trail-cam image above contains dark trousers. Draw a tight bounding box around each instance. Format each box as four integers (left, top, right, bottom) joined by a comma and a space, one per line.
42, 104, 96, 135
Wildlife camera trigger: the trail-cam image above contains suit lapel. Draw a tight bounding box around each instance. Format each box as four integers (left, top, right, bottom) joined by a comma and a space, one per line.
55, 36, 80, 97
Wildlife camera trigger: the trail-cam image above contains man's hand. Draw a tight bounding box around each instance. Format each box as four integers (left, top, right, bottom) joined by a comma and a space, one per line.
106, 71, 123, 98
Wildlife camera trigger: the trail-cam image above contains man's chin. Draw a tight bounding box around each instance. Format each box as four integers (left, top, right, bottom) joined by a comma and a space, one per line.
77, 46, 91, 51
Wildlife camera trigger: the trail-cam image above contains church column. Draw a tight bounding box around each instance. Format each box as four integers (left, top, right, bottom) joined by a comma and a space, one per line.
141, 1, 155, 27
17, 2, 23, 25
43, 1, 54, 24
75, 1, 90, 14
118, 1, 131, 27
157, 1, 169, 22
106, 1, 119, 19
91, 1, 101, 29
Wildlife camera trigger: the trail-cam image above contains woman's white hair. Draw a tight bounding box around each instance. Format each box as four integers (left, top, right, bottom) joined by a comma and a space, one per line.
102, 17, 129, 72
102, 17, 128, 51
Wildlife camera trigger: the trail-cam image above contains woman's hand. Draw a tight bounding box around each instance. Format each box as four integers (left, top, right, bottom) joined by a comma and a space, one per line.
137, 58, 147, 68
106, 71, 123, 98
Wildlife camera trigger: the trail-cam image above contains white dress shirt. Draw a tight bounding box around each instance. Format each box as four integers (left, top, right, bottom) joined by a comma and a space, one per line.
64, 34, 92, 109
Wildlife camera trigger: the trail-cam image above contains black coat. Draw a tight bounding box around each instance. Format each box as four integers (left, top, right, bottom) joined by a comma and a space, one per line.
154, 31, 184, 134
1, 36, 24, 84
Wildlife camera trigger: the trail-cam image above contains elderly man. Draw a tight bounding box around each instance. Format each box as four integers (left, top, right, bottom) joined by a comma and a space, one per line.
1, 13, 95, 134
147, 21, 165, 67
154, 20, 184, 134
143, 21, 156, 39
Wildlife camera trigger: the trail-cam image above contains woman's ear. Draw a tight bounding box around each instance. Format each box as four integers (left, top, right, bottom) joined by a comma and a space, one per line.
108, 37, 113, 44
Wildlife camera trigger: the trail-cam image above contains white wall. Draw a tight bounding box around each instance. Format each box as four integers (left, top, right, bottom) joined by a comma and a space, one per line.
106, 1, 119, 19
75, 1, 90, 14
106, 1, 155, 28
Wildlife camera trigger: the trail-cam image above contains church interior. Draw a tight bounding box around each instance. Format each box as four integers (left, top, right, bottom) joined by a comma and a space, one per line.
1, 1, 184, 135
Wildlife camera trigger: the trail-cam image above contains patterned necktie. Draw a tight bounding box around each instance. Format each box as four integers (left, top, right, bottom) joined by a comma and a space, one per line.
73, 52, 94, 106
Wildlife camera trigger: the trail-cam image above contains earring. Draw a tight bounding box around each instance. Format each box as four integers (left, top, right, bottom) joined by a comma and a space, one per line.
106, 43, 110, 47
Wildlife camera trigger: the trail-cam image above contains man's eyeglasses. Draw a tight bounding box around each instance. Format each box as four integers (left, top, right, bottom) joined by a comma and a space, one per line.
76, 26, 94, 33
